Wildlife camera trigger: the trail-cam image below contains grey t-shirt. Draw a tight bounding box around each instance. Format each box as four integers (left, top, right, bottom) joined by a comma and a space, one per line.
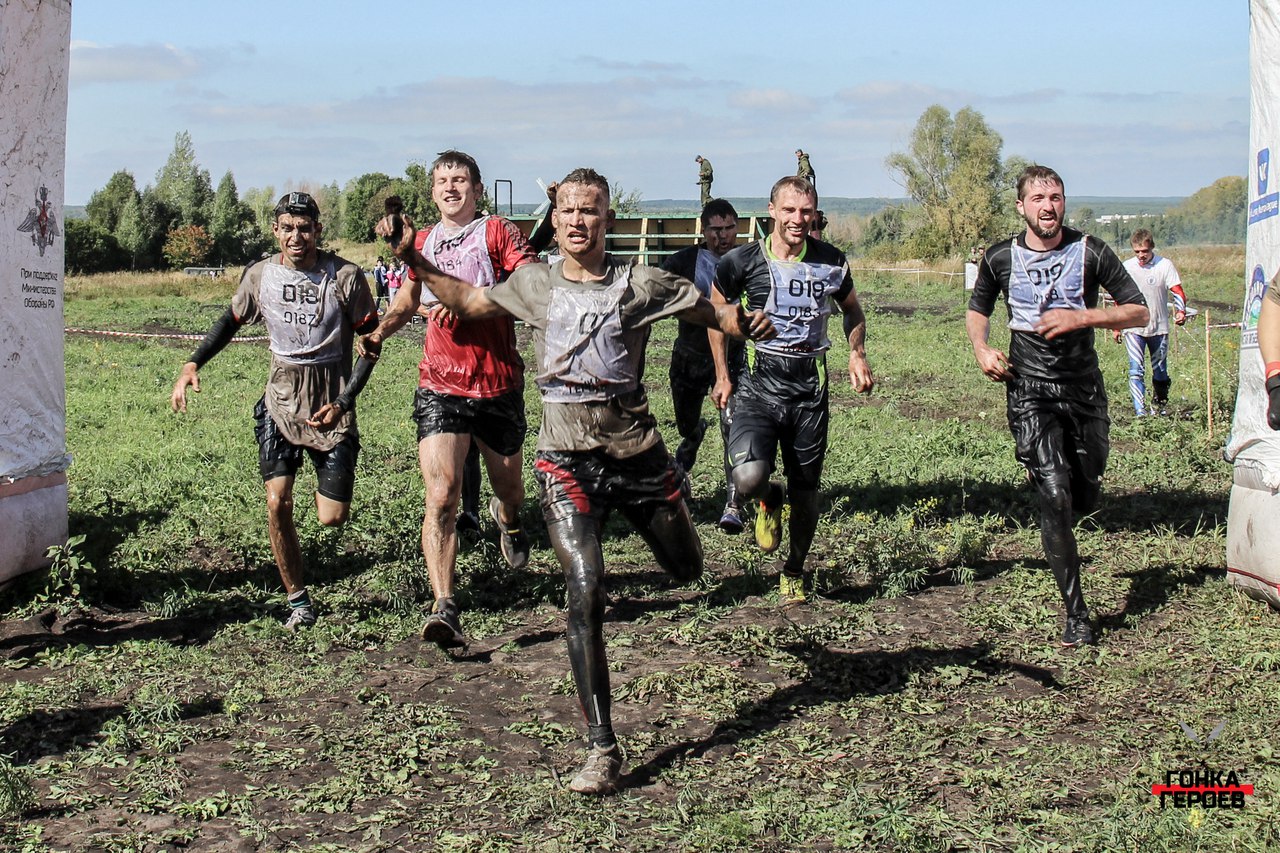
231, 251, 376, 450
488, 255, 701, 457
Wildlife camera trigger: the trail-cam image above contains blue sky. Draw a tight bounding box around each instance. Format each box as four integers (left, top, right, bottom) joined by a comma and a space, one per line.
66, 1, 1248, 206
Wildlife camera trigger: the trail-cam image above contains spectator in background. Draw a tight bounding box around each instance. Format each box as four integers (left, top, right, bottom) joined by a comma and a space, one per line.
1114, 228, 1188, 416
374, 256, 389, 309
796, 149, 815, 187
696, 155, 714, 208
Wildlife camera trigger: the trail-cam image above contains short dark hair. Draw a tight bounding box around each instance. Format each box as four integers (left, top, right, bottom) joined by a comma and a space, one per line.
770, 175, 817, 205
700, 198, 738, 226
813, 210, 828, 231
1016, 164, 1065, 200
1130, 228, 1155, 247
274, 191, 320, 221
559, 167, 611, 203
431, 149, 482, 185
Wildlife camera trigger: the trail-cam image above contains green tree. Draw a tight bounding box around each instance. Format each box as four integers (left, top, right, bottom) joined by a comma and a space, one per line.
154, 131, 214, 228
65, 219, 127, 274
610, 182, 643, 216
885, 105, 1016, 258
342, 172, 395, 241
241, 185, 278, 239
85, 170, 139, 235
116, 186, 175, 270
1165, 176, 1247, 244
163, 224, 214, 269
209, 171, 269, 265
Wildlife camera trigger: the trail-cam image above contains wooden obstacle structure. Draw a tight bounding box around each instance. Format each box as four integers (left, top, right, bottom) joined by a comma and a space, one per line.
509, 213, 775, 264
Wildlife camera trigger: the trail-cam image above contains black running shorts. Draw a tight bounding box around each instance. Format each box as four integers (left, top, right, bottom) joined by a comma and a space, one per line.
724, 355, 829, 491
1006, 374, 1110, 513
254, 397, 359, 503
412, 386, 527, 458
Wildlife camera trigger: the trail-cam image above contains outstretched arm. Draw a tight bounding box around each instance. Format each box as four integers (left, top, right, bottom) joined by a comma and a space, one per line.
171, 307, 244, 412
363, 215, 507, 353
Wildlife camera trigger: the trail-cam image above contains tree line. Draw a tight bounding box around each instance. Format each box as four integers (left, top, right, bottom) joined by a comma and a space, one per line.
66, 132, 457, 274
855, 105, 1246, 260
67, 113, 1247, 274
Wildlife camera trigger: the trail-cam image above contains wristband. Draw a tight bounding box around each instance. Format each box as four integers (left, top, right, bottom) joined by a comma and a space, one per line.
1267, 361, 1280, 380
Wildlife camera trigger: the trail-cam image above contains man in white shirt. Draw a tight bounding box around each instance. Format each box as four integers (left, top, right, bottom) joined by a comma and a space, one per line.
1116, 229, 1188, 416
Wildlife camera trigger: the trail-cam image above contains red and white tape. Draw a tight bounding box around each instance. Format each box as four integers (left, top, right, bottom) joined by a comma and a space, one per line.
65, 328, 269, 342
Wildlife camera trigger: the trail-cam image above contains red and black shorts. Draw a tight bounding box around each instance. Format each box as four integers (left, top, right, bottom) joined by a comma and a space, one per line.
533, 444, 684, 524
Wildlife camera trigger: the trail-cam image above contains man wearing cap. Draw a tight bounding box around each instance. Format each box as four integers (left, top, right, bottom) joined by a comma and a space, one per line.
369, 150, 538, 650
696, 155, 714, 208
796, 150, 815, 186
171, 192, 380, 630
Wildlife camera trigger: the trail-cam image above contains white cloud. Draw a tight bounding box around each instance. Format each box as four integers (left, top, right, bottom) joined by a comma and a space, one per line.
727, 88, 816, 114
70, 41, 203, 86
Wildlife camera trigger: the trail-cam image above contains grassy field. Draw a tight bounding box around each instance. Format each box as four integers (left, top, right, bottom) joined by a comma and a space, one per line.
3, 245, 1278, 851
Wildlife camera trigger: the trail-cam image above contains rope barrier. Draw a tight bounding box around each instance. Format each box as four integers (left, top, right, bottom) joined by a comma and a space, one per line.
65, 328, 269, 342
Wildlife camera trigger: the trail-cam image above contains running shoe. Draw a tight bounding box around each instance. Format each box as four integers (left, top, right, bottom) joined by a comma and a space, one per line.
489, 497, 530, 570
421, 605, 467, 649
568, 743, 623, 795
778, 573, 807, 604
755, 492, 783, 554
1061, 615, 1096, 648
283, 604, 316, 633
718, 504, 745, 535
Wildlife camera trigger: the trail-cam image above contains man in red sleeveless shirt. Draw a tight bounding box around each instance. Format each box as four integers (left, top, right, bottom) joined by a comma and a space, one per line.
369, 151, 538, 649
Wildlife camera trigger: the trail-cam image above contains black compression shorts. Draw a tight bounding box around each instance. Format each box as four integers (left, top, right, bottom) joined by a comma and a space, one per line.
253, 397, 359, 503
412, 387, 527, 458
533, 444, 684, 524
725, 354, 829, 490
1006, 374, 1109, 512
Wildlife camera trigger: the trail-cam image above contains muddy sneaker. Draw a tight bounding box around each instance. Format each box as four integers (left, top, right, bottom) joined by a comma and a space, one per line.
283, 604, 316, 633
568, 743, 623, 795
421, 605, 467, 649
1061, 615, 1096, 648
755, 490, 784, 554
489, 497, 530, 570
718, 503, 745, 535
778, 573, 807, 604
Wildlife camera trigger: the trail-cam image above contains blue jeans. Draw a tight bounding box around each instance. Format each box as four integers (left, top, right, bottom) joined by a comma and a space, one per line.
1123, 332, 1169, 415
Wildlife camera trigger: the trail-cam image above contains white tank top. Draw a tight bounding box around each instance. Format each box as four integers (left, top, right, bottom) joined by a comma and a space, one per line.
1007, 238, 1087, 332
757, 256, 844, 356
258, 258, 344, 364
538, 265, 636, 403
421, 215, 495, 304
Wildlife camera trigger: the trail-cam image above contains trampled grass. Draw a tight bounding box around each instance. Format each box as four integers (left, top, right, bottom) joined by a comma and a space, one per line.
4, 246, 1277, 851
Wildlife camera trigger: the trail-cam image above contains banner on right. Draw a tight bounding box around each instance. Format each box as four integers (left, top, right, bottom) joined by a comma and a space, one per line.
1225, 0, 1280, 608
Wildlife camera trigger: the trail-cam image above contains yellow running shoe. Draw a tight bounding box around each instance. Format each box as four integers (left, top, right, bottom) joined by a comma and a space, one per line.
778, 573, 807, 603
755, 499, 782, 553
